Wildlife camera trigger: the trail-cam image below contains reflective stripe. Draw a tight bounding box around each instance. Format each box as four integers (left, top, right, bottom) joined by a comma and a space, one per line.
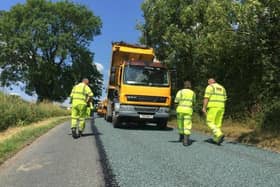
71, 83, 89, 105
178, 99, 193, 102
205, 92, 225, 97
71, 91, 85, 95
175, 89, 195, 113
72, 97, 86, 101
211, 93, 225, 96
205, 83, 226, 108
209, 100, 225, 103
72, 93, 86, 98
179, 105, 192, 108
214, 93, 226, 96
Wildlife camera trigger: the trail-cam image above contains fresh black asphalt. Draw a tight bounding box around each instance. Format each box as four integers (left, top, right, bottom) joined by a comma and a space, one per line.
1, 117, 280, 187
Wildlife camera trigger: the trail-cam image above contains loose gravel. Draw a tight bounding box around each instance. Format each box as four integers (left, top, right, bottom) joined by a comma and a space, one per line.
94, 117, 280, 187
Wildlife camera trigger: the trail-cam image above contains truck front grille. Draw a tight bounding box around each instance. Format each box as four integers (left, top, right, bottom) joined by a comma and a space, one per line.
126, 95, 167, 103
134, 106, 159, 114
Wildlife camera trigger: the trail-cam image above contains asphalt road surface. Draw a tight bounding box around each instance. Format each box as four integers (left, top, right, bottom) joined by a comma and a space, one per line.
95, 117, 280, 187
0, 120, 104, 187
0, 117, 280, 187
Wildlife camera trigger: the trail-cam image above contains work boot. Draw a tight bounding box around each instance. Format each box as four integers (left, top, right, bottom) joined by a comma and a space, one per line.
78, 130, 83, 137
183, 135, 190, 146
71, 128, 77, 139
217, 135, 225, 145
179, 134, 184, 142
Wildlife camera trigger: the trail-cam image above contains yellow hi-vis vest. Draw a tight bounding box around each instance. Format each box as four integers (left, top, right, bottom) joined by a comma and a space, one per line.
204, 83, 227, 108
70, 83, 93, 106
175, 89, 195, 114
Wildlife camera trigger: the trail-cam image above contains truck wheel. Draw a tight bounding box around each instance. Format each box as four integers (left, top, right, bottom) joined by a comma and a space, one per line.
112, 114, 121, 128
157, 120, 167, 129
105, 113, 112, 122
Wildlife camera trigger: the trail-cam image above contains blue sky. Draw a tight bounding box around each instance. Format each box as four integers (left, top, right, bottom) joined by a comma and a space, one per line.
0, 0, 144, 101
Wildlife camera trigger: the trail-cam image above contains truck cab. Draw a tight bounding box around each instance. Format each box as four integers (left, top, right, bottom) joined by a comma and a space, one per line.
105, 42, 171, 129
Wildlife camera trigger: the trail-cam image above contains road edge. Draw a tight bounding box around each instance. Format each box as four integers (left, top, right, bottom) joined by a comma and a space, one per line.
0, 116, 70, 166
90, 119, 119, 187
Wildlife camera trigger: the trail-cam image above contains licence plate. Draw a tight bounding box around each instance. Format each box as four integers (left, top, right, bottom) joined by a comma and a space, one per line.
139, 114, 154, 119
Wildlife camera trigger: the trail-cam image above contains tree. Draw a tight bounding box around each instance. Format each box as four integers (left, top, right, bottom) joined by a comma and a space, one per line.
0, 0, 103, 102
139, 0, 280, 121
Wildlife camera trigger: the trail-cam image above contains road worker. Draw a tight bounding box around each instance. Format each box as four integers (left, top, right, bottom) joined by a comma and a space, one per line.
86, 101, 94, 118
174, 80, 196, 146
70, 78, 93, 138
202, 78, 227, 145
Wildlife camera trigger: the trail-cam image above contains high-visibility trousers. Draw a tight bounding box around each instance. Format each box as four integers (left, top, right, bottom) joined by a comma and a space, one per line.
86, 107, 92, 118
206, 107, 225, 142
177, 113, 192, 135
71, 104, 87, 131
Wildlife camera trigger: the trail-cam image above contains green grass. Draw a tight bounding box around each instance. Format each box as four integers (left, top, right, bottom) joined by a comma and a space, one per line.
168, 114, 280, 152
0, 92, 70, 131
0, 117, 69, 165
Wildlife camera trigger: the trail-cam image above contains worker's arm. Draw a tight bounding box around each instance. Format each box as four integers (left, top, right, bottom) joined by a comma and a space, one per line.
69, 86, 75, 104
174, 90, 181, 109
85, 86, 94, 105
202, 98, 209, 114
202, 85, 212, 115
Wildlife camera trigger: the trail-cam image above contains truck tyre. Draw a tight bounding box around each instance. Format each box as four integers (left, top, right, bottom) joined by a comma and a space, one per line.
112, 112, 121, 128
105, 113, 112, 122
157, 120, 167, 129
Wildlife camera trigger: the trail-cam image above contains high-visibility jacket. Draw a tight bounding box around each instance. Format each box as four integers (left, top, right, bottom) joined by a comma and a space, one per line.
70, 83, 93, 106
174, 89, 196, 114
204, 83, 227, 108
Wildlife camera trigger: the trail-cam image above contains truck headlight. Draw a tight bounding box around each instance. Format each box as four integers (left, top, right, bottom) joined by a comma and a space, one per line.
120, 105, 134, 111
158, 107, 170, 113
114, 103, 120, 112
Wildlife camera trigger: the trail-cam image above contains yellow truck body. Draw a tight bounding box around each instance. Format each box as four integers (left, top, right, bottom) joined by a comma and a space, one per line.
97, 100, 107, 117
105, 42, 171, 128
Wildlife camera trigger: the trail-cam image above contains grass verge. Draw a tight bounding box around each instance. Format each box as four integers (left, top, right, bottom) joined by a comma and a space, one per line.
168, 115, 280, 153
0, 116, 69, 165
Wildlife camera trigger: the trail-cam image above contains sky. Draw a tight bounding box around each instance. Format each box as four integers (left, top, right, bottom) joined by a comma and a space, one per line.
0, 0, 145, 102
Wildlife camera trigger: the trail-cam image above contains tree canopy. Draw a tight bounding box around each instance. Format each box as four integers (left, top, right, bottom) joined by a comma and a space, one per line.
139, 0, 280, 128
0, 0, 103, 102
138, 0, 280, 129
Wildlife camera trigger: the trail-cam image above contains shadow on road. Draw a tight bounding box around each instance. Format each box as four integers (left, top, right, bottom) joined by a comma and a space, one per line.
168, 139, 197, 145
117, 123, 173, 131
204, 138, 224, 146
89, 116, 119, 187
83, 132, 102, 137
67, 132, 102, 137
226, 141, 239, 144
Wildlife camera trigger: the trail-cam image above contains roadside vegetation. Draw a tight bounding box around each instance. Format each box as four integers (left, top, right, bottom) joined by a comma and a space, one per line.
0, 90, 70, 165
140, 1, 280, 136
0, 92, 69, 131
169, 113, 280, 153
0, 0, 101, 165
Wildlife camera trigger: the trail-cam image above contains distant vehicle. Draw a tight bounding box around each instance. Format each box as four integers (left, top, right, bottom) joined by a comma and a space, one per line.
97, 99, 107, 117
105, 41, 171, 129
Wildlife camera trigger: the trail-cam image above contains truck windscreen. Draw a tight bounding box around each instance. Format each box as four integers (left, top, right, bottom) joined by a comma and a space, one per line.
123, 65, 169, 87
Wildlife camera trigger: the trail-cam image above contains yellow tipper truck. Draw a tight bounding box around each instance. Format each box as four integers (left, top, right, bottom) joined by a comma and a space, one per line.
105, 42, 171, 129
